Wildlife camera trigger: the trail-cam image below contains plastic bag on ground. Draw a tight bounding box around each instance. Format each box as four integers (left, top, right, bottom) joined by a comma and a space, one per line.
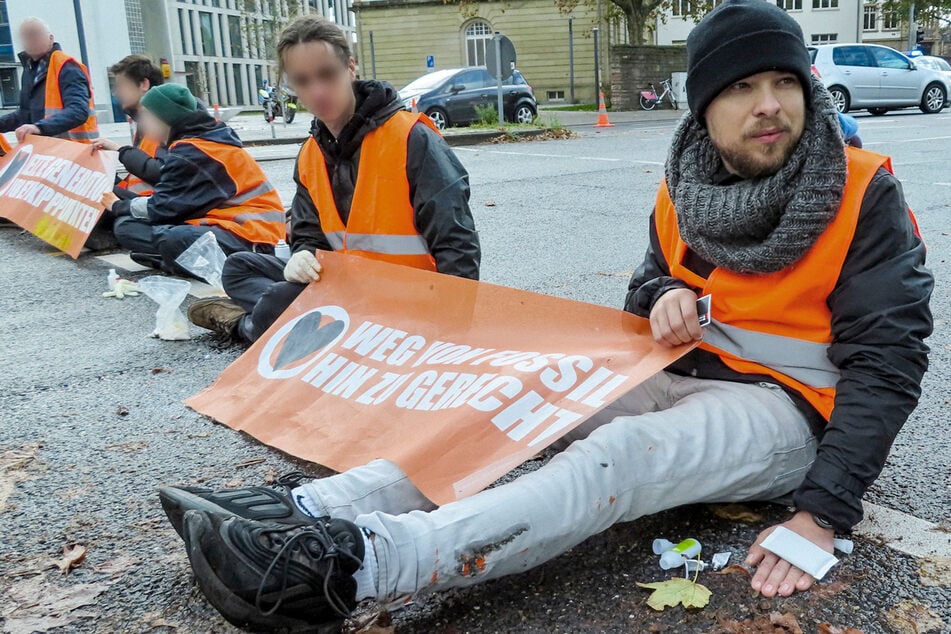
174, 231, 227, 289
137, 276, 191, 341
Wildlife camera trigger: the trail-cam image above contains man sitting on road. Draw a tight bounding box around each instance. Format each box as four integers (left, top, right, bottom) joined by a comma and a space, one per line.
86, 55, 169, 250
186, 16, 480, 343
158, 2, 932, 631
93, 55, 169, 200
101, 83, 285, 277
0, 17, 98, 145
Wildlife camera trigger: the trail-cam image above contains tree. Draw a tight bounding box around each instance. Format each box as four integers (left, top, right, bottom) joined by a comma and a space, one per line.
880, 0, 951, 26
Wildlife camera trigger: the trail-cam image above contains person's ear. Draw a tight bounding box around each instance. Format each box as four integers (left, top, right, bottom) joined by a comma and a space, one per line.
348, 57, 356, 80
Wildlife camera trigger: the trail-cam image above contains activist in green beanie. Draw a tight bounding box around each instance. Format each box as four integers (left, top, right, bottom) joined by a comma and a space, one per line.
139, 83, 197, 133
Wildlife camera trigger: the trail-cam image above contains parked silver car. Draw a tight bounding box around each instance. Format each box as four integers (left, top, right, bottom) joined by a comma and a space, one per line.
809, 44, 950, 115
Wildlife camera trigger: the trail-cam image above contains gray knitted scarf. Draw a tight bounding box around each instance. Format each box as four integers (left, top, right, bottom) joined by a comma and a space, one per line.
665, 76, 847, 274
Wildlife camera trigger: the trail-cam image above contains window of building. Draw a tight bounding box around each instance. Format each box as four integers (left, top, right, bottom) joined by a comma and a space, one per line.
882, 11, 899, 29
776, 0, 802, 10
811, 33, 838, 44
671, 0, 696, 16
464, 20, 492, 67
232, 63, 245, 104
863, 6, 877, 30
547, 90, 565, 101
228, 15, 243, 57
178, 9, 189, 55
199, 11, 215, 56
0, 0, 14, 63
812, 0, 838, 8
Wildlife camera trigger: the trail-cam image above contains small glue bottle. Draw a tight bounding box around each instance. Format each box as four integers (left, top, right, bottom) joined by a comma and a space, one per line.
107, 268, 119, 291
653, 538, 702, 570
274, 240, 291, 262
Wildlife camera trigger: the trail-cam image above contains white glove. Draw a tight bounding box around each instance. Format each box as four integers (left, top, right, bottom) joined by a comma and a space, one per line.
283, 250, 322, 284
102, 279, 141, 299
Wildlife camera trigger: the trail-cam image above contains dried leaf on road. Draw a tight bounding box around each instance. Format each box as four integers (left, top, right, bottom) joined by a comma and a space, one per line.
93, 555, 138, 578
818, 623, 865, 634
882, 600, 945, 633
808, 579, 850, 598
715, 611, 803, 634
115, 405, 130, 416
103, 441, 147, 453
635, 578, 711, 611
3, 576, 109, 634
709, 503, 764, 523
0, 444, 41, 512
917, 556, 951, 586
51, 544, 87, 575
483, 200, 497, 207
715, 564, 752, 578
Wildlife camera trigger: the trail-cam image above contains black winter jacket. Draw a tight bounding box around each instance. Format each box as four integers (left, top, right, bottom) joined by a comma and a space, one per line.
115, 106, 168, 190
112, 111, 268, 226
625, 167, 933, 532
0, 44, 92, 137
289, 80, 481, 280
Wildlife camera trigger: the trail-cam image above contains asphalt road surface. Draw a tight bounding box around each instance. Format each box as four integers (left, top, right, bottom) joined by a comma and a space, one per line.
0, 110, 949, 633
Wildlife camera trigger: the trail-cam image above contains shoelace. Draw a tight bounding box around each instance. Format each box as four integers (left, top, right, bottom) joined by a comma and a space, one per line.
254, 521, 364, 618
274, 471, 314, 490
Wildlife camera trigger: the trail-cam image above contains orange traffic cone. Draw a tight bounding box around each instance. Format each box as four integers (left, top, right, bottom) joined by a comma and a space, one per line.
594, 92, 614, 128
411, 98, 418, 114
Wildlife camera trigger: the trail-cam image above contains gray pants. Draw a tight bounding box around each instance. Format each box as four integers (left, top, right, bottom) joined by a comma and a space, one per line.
295, 371, 817, 600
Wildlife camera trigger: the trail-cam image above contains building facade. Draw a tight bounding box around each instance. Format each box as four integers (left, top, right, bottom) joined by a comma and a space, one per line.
353, 0, 599, 105
0, 0, 356, 121
652, 0, 909, 48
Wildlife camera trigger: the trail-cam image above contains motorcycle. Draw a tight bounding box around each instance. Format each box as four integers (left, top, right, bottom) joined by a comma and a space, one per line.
258, 80, 299, 124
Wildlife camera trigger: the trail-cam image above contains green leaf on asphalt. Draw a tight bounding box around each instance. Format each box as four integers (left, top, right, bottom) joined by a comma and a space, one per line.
635, 578, 712, 611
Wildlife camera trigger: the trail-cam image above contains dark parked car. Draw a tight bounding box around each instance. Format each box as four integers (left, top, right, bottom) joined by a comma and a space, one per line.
398, 67, 537, 130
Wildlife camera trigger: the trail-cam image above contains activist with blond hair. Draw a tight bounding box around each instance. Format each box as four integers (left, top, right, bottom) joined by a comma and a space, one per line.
185, 15, 480, 343
158, 2, 931, 630
0, 18, 98, 144
100, 83, 285, 277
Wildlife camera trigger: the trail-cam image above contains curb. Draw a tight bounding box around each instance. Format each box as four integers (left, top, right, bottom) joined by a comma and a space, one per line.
244, 127, 550, 148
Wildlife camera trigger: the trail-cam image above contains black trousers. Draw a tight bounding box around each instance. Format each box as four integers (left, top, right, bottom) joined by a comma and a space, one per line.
113, 216, 253, 278
222, 251, 306, 343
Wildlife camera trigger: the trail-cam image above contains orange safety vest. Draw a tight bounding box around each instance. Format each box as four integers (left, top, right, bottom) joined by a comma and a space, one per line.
117, 135, 161, 196
296, 110, 439, 271
654, 146, 918, 421
171, 137, 285, 245
45, 50, 99, 143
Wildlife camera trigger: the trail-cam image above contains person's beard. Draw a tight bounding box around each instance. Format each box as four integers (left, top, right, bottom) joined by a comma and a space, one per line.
714, 117, 802, 180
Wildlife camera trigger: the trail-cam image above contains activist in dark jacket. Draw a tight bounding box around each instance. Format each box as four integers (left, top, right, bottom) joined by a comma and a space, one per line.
187, 16, 479, 343
0, 20, 97, 143
158, 7, 934, 630
102, 83, 285, 278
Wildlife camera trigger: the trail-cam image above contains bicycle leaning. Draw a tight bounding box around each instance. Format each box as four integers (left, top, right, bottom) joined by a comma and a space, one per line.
639, 79, 679, 111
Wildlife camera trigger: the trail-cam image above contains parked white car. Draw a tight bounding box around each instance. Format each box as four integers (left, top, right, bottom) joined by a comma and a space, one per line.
809, 44, 950, 115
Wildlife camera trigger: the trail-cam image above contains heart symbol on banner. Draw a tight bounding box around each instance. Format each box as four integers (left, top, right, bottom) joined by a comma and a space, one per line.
273, 310, 346, 370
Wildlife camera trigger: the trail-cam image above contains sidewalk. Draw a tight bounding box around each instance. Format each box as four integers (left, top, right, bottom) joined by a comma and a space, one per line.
93, 107, 683, 150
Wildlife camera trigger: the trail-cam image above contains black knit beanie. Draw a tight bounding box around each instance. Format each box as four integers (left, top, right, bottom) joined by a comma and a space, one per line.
686, 0, 813, 118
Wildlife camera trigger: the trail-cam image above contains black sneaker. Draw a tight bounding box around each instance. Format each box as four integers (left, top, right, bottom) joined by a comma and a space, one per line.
129, 251, 163, 269
182, 510, 364, 631
159, 472, 319, 540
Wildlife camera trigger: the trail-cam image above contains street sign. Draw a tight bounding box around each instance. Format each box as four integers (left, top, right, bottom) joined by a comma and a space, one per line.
426, 55, 435, 70
485, 35, 516, 81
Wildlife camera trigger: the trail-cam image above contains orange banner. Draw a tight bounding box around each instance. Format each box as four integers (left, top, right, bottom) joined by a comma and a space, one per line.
188, 251, 696, 504
0, 135, 117, 257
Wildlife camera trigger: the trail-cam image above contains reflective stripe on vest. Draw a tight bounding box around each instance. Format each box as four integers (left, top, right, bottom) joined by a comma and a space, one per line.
297, 110, 439, 271
44, 50, 99, 144
703, 319, 840, 388
171, 136, 285, 244
654, 146, 916, 421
